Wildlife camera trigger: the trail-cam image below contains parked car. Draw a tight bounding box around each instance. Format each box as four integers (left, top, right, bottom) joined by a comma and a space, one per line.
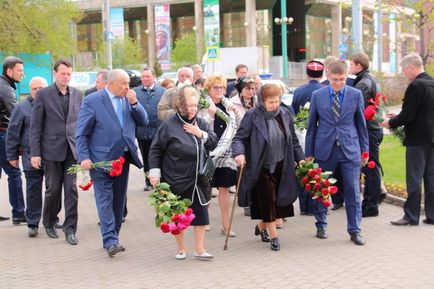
122, 68, 141, 88
261, 79, 296, 106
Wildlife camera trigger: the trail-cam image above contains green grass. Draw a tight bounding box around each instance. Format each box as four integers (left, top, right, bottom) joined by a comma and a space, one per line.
380, 135, 406, 186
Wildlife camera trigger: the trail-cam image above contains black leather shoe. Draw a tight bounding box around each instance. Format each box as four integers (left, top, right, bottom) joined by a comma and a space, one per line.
362, 210, 379, 217
331, 203, 343, 211
65, 233, 78, 245
270, 237, 280, 251
254, 225, 270, 242
107, 244, 125, 257
143, 185, 153, 191
0, 216, 10, 221
390, 218, 418, 226
316, 228, 328, 239
379, 192, 387, 204
28, 227, 38, 237
350, 233, 365, 246
422, 218, 434, 225
45, 227, 59, 238
12, 216, 26, 225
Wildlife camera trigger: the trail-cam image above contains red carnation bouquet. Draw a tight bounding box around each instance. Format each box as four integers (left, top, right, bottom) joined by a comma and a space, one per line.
149, 182, 195, 235
67, 156, 125, 191
296, 160, 338, 208
364, 92, 387, 122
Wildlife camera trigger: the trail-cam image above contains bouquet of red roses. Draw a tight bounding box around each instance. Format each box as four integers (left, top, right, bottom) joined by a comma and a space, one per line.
67, 156, 125, 191
364, 92, 387, 122
149, 182, 195, 235
295, 160, 338, 208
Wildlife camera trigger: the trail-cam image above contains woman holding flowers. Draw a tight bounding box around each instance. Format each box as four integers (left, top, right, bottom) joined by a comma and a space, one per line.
149, 86, 217, 260
232, 83, 305, 251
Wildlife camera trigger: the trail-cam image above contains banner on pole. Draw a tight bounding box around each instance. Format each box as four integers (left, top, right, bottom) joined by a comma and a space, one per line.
110, 7, 125, 38
204, 0, 220, 47
155, 3, 171, 70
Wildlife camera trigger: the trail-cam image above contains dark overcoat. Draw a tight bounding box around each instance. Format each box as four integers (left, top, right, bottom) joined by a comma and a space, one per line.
232, 106, 304, 207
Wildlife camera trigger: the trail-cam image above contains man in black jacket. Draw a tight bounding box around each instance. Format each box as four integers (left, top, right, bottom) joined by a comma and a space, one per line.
0, 56, 25, 223
382, 53, 434, 226
349, 52, 383, 217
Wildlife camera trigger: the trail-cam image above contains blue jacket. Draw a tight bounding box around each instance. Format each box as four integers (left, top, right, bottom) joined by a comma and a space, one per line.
76, 89, 148, 168
291, 80, 322, 115
305, 85, 369, 162
6, 96, 35, 171
134, 84, 165, 140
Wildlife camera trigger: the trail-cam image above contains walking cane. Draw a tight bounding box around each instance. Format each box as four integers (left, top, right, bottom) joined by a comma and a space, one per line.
224, 165, 244, 250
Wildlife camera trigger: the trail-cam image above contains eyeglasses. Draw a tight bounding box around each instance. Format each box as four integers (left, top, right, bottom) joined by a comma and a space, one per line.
212, 86, 225, 91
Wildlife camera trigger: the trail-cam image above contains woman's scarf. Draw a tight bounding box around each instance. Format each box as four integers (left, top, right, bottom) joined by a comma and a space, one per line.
262, 106, 285, 174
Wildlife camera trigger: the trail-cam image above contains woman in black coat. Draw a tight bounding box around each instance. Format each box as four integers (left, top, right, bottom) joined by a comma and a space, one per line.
149, 86, 218, 260
232, 83, 304, 251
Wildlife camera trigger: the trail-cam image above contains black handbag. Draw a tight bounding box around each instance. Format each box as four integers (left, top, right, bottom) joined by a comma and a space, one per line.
197, 139, 216, 187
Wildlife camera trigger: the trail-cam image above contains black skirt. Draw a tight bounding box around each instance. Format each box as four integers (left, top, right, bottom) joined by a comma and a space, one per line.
250, 161, 294, 222
211, 167, 237, 188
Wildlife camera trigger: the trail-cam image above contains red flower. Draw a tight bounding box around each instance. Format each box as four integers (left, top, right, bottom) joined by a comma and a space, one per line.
381, 95, 388, 102
79, 180, 93, 191
323, 179, 330, 187
361, 152, 369, 159
185, 208, 193, 216
109, 157, 124, 177
315, 168, 322, 174
364, 105, 376, 121
329, 186, 338, 194
323, 199, 331, 207
316, 196, 323, 202
301, 177, 309, 185
119, 156, 125, 165
172, 214, 181, 223
368, 161, 376, 169
171, 226, 181, 235
314, 175, 321, 182
305, 184, 312, 191
308, 169, 316, 178
322, 188, 329, 196
160, 222, 171, 233
314, 183, 322, 190
374, 98, 380, 106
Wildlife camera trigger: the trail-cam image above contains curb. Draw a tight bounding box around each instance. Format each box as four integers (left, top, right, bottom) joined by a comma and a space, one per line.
383, 194, 425, 211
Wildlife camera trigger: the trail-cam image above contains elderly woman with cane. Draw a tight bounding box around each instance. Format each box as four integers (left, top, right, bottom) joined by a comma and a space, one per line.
149, 86, 218, 260
232, 83, 305, 251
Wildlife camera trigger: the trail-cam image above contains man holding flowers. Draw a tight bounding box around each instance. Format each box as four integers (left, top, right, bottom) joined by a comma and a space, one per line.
305, 60, 369, 245
76, 69, 148, 257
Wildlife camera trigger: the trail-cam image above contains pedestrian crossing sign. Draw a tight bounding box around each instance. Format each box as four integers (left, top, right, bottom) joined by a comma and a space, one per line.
206, 46, 219, 60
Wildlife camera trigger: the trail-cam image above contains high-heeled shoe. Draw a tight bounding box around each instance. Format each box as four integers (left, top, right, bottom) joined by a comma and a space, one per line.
254, 225, 270, 242
270, 237, 280, 251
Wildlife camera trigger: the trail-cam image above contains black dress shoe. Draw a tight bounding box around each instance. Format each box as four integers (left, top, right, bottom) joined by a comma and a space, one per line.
422, 218, 434, 225
331, 203, 343, 211
45, 227, 59, 238
316, 228, 328, 239
379, 192, 387, 204
0, 216, 10, 221
390, 218, 418, 226
362, 210, 379, 217
107, 244, 125, 257
12, 216, 26, 225
254, 225, 270, 242
270, 237, 280, 251
65, 233, 78, 245
350, 232, 365, 246
28, 227, 38, 237
144, 184, 153, 191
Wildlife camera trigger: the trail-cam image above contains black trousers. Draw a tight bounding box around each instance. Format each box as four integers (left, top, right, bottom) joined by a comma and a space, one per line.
361, 129, 383, 214
404, 145, 434, 223
42, 147, 78, 233
24, 169, 44, 228
138, 138, 153, 186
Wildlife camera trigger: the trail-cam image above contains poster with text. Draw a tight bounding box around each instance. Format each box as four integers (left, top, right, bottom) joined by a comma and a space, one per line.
204, 0, 220, 48
110, 7, 124, 39
155, 3, 171, 70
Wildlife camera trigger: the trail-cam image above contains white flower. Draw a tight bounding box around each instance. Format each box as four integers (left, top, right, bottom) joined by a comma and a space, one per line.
304, 102, 310, 109
177, 79, 193, 88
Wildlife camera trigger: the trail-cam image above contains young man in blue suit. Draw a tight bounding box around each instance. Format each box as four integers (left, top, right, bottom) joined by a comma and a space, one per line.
76, 69, 148, 257
305, 60, 369, 246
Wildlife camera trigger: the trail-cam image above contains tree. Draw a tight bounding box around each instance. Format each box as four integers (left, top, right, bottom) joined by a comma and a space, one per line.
171, 33, 198, 70
384, 0, 434, 64
0, 0, 82, 59
96, 37, 143, 69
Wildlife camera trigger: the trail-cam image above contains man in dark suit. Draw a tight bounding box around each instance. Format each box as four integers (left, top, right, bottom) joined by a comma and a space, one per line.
382, 53, 434, 226
76, 69, 148, 257
134, 67, 165, 191
305, 60, 369, 245
30, 59, 82, 245
292, 60, 323, 216
349, 52, 383, 217
7, 77, 47, 237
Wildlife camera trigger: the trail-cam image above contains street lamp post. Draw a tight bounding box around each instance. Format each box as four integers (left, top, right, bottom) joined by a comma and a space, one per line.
274, 0, 293, 81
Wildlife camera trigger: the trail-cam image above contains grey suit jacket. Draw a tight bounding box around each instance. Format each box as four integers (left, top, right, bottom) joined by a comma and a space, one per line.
30, 83, 82, 162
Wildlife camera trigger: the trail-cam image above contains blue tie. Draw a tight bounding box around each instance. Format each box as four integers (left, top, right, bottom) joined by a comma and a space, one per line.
116, 97, 124, 127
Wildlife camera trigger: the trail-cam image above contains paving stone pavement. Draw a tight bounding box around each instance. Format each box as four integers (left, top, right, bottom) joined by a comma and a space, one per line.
1, 166, 434, 289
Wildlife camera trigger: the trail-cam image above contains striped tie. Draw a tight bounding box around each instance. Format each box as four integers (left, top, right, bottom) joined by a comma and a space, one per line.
331, 92, 340, 122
